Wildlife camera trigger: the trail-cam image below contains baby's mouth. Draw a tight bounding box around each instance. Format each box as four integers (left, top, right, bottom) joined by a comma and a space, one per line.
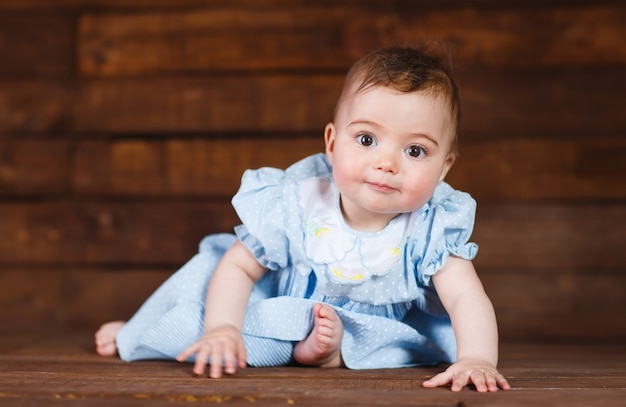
366, 182, 397, 193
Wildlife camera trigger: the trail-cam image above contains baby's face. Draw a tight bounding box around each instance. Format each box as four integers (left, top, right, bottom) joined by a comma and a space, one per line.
325, 85, 455, 231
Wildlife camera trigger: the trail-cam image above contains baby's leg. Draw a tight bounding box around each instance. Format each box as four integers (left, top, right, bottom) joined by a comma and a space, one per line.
293, 303, 344, 368
95, 321, 126, 356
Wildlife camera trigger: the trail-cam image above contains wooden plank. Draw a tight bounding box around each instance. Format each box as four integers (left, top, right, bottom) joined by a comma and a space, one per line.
0, 0, 400, 11
71, 75, 341, 133
77, 5, 626, 76
0, 201, 236, 265
77, 9, 360, 75
1, 371, 624, 407
410, 5, 626, 68
483, 270, 626, 339
3, 66, 624, 136
0, 201, 624, 270
73, 138, 324, 197
4, 0, 620, 11
0, 13, 73, 77
456, 66, 626, 139
1, 266, 624, 338
473, 204, 625, 271
0, 80, 75, 134
448, 137, 626, 202
0, 140, 71, 195
0, 268, 170, 333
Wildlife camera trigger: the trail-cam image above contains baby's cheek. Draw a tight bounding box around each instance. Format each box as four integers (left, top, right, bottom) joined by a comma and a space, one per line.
331, 168, 352, 193
402, 184, 433, 210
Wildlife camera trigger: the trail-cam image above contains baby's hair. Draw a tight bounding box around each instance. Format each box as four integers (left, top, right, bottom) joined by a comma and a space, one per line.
333, 46, 461, 156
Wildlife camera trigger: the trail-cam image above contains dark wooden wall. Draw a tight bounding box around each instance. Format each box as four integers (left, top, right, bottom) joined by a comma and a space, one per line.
1, 0, 625, 341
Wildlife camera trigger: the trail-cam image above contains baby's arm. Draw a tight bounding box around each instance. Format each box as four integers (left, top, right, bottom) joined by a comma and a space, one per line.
176, 240, 267, 378
423, 256, 510, 392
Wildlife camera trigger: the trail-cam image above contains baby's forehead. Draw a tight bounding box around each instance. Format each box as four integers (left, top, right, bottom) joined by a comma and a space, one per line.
340, 83, 453, 114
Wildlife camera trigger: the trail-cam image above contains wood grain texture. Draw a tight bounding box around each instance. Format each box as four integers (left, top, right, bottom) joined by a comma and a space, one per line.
77, 5, 626, 75
72, 138, 324, 197
0, 334, 625, 406
448, 138, 626, 202
0, 140, 72, 195
0, 14, 73, 77
3, 0, 621, 10
0, 268, 170, 333
3, 67, 624, 136
0, 201, 234, 264
0, 1, 625, 344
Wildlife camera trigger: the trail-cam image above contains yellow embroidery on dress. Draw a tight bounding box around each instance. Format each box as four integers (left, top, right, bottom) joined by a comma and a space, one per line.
305, 214, 334, 238
315, 227, 330, 238
389, 234, 409, 256
350, 272, 365, 281
331, 267, 365, 282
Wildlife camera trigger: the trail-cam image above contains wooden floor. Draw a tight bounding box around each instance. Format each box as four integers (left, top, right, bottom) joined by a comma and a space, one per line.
0, 333, 624, 406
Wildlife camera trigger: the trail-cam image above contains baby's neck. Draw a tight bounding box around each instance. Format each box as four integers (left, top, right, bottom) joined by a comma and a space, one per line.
340, 207, 398, 233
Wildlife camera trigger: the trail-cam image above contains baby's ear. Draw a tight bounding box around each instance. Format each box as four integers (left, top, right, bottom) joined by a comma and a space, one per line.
439, 153, 456, 183
324, 122, 336, 159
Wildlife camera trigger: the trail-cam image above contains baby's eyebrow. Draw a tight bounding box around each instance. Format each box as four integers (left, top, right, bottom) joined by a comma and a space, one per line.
347, 119, 379, 128
410, 133, 439, 147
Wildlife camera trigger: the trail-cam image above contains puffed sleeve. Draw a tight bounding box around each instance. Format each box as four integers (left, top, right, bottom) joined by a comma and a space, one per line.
231, 167, 292, 270
230, 154, 332, 272
410, 182, 479, 287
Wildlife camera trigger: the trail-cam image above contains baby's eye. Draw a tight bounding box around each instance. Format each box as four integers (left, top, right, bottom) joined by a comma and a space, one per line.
406, 145, 426, 158
357, 134, 376, 147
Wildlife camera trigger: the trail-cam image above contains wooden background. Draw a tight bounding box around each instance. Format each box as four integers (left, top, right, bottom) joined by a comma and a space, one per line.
1, 0, 624, 342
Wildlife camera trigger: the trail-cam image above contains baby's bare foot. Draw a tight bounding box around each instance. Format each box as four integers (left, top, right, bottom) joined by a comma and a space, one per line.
95, 320, 125, 356
294, 303, 344, 367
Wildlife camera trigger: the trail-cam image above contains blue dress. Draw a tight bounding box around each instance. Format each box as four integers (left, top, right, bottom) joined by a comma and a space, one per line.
116, 153, 478, 369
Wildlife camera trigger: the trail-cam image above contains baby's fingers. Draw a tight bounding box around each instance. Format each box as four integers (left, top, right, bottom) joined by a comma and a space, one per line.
450, 371, 471, 392
424, 362, 510, 392
221, 342, 243, 375
495, 372, 511, 391
175, 342, 210, 376
176, 342, 198, 364
423, 370, 471, 392
468, 370, 488, 392
237, 339, 248, 369
194, 345, 212, 376
209, 343, 228, 378
467, 370, 511, 393
422, 371, 453, 389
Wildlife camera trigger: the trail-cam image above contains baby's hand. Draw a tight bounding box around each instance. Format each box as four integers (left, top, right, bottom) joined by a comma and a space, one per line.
422, 359, 511, 392
176, 324, 247, 378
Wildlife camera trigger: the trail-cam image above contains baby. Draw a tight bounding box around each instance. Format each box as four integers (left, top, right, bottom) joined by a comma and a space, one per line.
97, 46, 510, 392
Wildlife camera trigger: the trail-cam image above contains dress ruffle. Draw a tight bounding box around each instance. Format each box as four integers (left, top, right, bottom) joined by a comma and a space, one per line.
412, 182, 478, 287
